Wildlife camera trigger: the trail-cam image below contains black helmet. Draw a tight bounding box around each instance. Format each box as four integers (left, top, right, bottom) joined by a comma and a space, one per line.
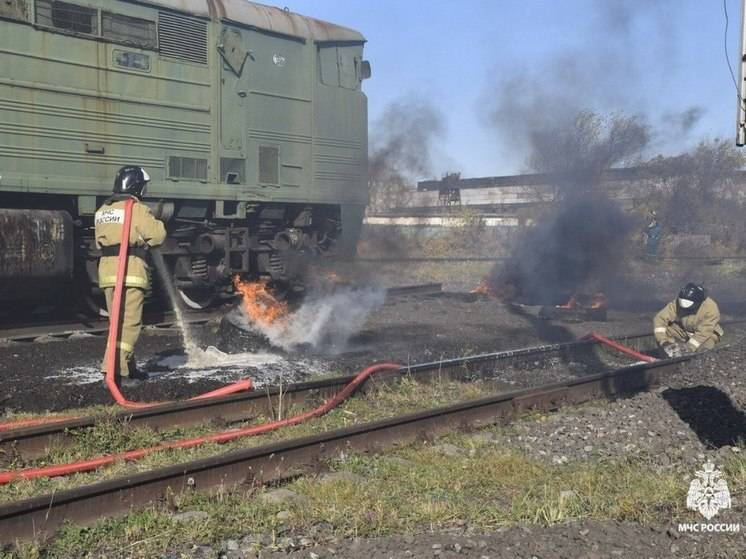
113, 166, 150, 198
677, 282, 705, 312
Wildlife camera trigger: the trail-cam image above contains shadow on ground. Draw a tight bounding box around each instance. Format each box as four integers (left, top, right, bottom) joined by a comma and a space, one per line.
662, 385, 746, 448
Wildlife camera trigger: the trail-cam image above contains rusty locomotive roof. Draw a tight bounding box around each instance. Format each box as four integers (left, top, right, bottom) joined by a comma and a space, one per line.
140, 0, 365, 42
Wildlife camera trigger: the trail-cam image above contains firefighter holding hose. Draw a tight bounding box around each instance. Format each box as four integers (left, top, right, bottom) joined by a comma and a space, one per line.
654, 283, 723, 357
95, 166, 166, 385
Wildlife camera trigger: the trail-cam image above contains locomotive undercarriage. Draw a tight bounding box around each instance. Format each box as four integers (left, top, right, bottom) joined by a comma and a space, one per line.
0, 194, 342, 311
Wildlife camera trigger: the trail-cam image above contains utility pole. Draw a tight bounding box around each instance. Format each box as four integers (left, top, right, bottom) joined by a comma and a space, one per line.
737, 0, 746, 144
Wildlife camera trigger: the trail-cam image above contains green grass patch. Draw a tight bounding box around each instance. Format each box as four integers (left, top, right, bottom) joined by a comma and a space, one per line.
12, 432, 744, 558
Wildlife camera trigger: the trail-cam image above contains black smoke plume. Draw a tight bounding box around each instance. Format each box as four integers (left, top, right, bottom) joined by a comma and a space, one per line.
368, 98, 444, 212
479, 0, 678, 304
487, 112, 648, 304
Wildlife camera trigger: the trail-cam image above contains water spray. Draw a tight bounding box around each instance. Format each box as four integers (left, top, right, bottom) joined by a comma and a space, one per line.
150, 248, 200, 359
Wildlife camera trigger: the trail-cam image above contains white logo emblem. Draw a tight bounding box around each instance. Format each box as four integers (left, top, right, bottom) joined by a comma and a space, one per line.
686, 461, 731, 520
272, 53, 286, 66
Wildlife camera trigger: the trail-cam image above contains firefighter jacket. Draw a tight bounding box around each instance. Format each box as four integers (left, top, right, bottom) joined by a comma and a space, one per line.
95, 196, 166, 289
653, 297, 724, 351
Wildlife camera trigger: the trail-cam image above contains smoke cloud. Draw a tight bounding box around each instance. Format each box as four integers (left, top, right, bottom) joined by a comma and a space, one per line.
486, 112, 648, 304
368, 97, 445, 212
234, 287, 385, 354
660, 107, 705, 137
483, 0, 678, 164
477, 1, 683, 304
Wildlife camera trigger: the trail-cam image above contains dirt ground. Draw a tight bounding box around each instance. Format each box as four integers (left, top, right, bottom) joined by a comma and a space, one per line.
0, 290, 660, 414
252, 520, 743, 559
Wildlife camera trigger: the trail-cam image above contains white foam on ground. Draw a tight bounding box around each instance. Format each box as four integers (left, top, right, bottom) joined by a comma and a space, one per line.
155, 345, 282, 370
149, 346, 292, 384
47, 349, 321, 388
45, 366, 105, 385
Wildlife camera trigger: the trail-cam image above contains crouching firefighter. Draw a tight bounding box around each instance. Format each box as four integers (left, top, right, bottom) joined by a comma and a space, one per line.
95, 166, 166, 384
653, 283, 723, 358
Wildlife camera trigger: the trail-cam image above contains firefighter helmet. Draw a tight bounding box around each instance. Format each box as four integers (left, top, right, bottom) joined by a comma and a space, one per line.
678, 282, 705, 312
113, 166, 150, 198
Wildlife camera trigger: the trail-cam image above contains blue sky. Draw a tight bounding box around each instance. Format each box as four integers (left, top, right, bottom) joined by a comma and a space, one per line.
288, 0, 744, 178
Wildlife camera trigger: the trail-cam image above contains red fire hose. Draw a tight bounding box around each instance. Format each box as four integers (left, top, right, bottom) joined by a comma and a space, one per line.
0, 362, 401, 484
584, 332, 658, 363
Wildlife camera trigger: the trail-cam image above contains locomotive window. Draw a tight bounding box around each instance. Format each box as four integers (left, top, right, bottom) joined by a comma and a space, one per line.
258, 146, 279, 185
318, 46, 339, 86
102, 12, 156, 50
168, 156, 208, 182
338, 50, 358, 89
220, 158, 244, 185
0, 0, 29, 23
36, 0, 97, 35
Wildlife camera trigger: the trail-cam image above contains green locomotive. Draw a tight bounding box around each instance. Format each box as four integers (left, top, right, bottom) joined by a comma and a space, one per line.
0, 0, 370, 309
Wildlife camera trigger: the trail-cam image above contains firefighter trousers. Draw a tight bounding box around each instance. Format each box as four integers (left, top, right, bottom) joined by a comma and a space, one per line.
661, 322, 719, 351
101, 287, 145, 377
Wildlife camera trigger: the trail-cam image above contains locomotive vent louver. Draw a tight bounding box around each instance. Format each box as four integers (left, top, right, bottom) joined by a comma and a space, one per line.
158, 11, 207, 65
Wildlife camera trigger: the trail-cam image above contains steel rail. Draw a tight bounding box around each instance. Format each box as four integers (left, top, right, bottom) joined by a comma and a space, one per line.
355, 255, 746, 264
0, 334, 624, 459
0, 353, 686, 544
0, 311, 220, 343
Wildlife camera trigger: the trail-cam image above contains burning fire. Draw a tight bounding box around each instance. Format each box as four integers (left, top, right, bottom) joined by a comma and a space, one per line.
233, 277, 289, 327
470, 278, 517, 300
471, 278, 499, 298
558, 292, 607, 310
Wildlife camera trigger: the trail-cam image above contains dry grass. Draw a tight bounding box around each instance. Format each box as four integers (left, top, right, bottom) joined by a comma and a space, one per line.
12, 429, 744, 558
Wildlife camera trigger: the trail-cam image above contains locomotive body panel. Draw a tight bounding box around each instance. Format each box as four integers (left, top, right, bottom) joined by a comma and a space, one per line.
0, 0, 369, 303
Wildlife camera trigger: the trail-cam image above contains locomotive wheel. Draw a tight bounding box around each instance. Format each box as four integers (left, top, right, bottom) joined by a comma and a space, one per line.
178, 287, 216, 310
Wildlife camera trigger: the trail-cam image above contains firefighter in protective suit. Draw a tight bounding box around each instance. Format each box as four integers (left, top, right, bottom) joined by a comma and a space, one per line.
654, 283, 723, 357
95, 166, 166, 382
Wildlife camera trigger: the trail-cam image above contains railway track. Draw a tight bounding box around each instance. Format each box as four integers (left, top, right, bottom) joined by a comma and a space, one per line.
0, 331, 676, 543
0, 283, 443, 344
356, 255, 746, 264
0, 310, 221, 344
0, 332, 632, 460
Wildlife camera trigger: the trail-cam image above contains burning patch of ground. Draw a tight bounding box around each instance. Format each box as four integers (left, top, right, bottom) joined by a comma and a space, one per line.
229, 278, 385, 354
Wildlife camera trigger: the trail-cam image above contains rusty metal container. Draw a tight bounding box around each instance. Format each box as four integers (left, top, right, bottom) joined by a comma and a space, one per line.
0, 210, 73, 300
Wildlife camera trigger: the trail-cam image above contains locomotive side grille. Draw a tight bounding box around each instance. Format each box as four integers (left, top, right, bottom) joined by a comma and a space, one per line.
268, 252, 286, 276
158, 11, 208, 65
258, 146, 279, 185
191, 256, 208, 279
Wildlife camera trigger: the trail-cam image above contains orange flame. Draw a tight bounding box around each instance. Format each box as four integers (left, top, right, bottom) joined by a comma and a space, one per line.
590, 292, 607, 309
471, 279, 499, 298
233, 277, 289, 327
471, 278, 517, 300
558, 292, 607, 310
